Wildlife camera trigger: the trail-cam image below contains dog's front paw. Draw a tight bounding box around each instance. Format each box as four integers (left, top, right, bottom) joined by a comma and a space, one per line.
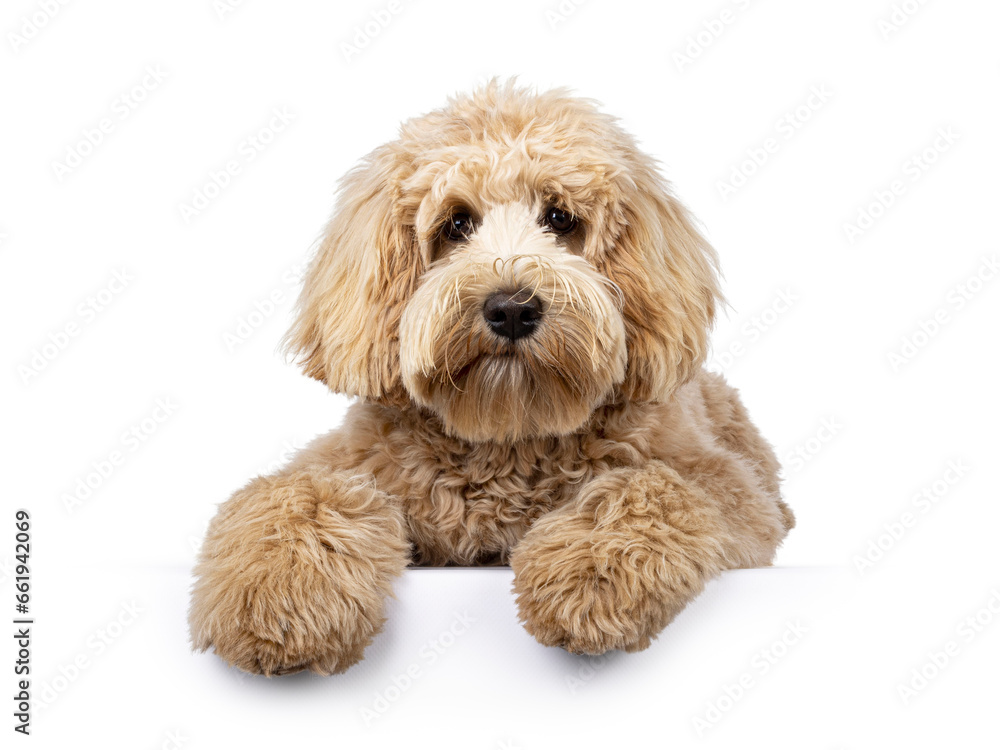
190, 553, 370, 676
510, 513, 664, 654
189, 471, 409, 675
510, 467, 716, 655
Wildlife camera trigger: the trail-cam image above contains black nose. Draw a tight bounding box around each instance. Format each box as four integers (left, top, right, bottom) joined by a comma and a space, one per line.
483, 292, 543, 341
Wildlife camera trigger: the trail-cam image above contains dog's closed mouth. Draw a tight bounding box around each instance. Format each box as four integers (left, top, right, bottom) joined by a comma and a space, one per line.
451, 363, 475, 383
450, 351, 517, 382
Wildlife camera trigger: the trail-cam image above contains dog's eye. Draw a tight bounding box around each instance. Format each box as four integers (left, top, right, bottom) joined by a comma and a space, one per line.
443, 211, 475, 242
543, 206, 577, 234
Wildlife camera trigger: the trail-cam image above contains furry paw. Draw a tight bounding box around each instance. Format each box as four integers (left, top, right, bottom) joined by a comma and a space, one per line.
189, 471, 409, 675
510, 467, 717, 655
511, 514, 668, 654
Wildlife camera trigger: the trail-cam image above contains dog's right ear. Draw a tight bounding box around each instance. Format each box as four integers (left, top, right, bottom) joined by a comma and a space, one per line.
283, 145, 418, 402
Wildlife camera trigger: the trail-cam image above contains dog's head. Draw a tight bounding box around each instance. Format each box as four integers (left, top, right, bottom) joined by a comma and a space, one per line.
286, 83, 720, 442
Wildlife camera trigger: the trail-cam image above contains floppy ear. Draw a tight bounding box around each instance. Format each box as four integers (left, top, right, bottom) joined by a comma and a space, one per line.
599, 167, 722, 403
284, 145, 418, 402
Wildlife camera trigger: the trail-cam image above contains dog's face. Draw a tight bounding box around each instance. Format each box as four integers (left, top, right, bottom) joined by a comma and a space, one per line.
287, 84, 720, 442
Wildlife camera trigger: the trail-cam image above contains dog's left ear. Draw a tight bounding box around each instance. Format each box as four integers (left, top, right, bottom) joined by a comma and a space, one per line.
599, 165, 722, 403
284, 145, 417, 402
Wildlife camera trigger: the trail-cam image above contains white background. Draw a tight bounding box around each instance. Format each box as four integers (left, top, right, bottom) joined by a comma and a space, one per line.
2, 0, 998, 747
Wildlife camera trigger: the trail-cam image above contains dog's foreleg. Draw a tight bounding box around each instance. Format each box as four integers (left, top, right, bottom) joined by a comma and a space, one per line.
189, 467, 408, 675
510, 457, 788, 654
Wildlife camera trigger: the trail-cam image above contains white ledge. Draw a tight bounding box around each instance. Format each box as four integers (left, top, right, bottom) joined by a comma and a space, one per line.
36, 565, 849, 747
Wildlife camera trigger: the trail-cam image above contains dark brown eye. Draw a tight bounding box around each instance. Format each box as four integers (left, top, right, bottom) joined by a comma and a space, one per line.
544, 206, 577, 234
443, 211, 475, 242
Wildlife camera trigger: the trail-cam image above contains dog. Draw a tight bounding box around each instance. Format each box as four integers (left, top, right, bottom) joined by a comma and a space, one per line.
189, 82, 795, 676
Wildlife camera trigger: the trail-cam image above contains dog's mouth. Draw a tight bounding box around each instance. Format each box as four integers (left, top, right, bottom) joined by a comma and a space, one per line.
450, 362, 475, 385
446, 350, 520, 388
418, 346, 612, 442
485, 347, 519, 359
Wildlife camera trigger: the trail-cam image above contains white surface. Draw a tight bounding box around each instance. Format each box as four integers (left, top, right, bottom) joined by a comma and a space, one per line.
30, 566, 857, 748
2, 0, 999, 747
14, 563, 1000, 748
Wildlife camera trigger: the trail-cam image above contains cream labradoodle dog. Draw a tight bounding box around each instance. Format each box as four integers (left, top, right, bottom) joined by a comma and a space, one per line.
189, 83, 794, 676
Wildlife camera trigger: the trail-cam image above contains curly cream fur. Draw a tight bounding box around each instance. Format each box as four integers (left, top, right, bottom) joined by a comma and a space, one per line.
189, 82, 794, 675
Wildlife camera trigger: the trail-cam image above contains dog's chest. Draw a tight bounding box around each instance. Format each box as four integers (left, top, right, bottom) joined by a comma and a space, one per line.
368, 432, 596, 565
354, 404, 654, 565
